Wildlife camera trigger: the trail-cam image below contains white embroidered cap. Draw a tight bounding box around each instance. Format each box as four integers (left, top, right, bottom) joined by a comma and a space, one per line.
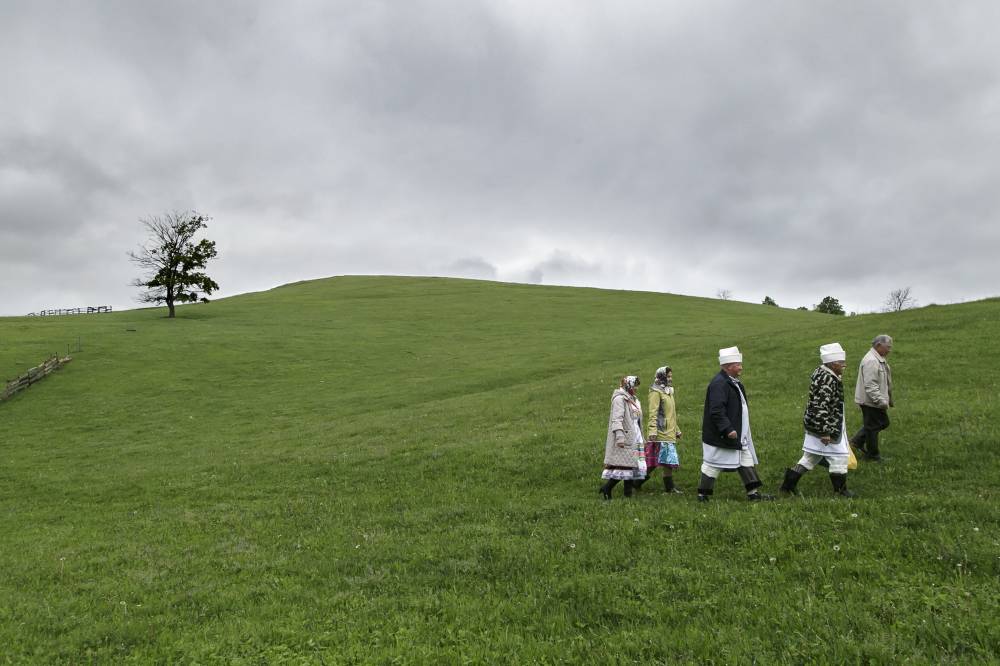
820, 342, 846, 363
718, 346, 743, 365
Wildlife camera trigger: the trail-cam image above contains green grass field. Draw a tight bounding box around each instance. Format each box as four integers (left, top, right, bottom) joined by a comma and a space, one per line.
1, 276, 997, 663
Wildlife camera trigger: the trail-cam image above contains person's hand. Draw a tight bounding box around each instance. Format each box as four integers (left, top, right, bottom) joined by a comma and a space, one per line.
614, 431, 625, 448
821, 435, 831, 445
676, 430, 682, 439
727, 430, 738, 440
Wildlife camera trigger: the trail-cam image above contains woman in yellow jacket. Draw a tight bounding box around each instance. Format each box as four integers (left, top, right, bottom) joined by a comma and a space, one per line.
638, 365, 683, 493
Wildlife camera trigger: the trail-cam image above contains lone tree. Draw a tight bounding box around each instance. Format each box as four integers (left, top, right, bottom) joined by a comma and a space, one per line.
883, 286, 917, 312
716, 289, 733, 301
762, 295, 778, 307
814, 295, 845, 315
129, 212, 219, 318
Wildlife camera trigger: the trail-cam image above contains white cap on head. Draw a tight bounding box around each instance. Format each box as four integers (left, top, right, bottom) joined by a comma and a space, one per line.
718, 346, 742, 365
820, 342, 846, 363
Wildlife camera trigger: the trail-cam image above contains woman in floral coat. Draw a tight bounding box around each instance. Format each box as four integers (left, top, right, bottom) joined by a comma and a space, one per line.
600, 375, 644, 500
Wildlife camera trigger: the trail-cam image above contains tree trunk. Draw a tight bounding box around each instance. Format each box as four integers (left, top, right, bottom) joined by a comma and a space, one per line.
167, 296, 175, 318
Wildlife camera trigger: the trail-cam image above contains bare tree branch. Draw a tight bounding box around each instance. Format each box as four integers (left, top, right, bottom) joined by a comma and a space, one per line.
882, 287, 917, 312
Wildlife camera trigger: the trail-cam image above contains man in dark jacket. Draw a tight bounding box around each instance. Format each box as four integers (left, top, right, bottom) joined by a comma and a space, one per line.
698, 346, 774, 502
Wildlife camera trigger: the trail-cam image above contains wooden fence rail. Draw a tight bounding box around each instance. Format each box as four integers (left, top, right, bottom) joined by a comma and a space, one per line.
1, 355, 72, 402
26, 306, 112, 316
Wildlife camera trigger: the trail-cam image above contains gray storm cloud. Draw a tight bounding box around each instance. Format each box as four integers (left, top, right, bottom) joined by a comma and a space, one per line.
2, 0, 999, 315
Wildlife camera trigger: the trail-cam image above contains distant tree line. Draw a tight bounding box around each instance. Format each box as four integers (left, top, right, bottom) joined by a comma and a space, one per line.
732, 288, 920, 315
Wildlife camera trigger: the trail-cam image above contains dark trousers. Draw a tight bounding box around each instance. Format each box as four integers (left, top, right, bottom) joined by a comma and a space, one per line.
851, 405, 890, 456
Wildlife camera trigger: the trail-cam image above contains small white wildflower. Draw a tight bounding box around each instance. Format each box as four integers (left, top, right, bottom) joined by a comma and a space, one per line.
833, 545, 841, 552
851, 513, 858, 518
769, 557, 776, 564
973, 527, 980, 532
354, 544, 360, 549
569, 543, 576, 549
957, 563, 962, 568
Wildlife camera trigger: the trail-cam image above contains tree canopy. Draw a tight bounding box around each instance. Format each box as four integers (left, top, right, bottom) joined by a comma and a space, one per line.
129, 212, 219, 318
814, 295, 845, 315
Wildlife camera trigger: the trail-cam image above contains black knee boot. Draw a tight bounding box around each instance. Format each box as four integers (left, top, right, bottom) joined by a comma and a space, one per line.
663, 475, 682, 494
738, 466, 774, 500
780, 465, 806, 496
697, 473, 715, 502
600, 479, 620, 500
830, 473, 856, 498
623, 480, 635, 498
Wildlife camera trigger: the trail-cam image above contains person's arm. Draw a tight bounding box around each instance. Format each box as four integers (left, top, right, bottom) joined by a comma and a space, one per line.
610, 394, 626, 446
647, 391, 661, 439
708, 380, 736, 438
666, 393, 680, 439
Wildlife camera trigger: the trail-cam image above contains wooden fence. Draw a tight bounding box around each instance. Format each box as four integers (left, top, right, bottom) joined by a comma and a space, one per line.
1, 356, 73, 402
26, 306, 112, 316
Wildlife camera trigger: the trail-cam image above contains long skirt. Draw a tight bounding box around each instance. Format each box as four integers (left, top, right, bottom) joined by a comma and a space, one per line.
645, 441, 680, 470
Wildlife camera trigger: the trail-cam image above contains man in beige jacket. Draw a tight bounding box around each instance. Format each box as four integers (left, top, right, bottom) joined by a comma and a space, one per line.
850, 334, 894, 462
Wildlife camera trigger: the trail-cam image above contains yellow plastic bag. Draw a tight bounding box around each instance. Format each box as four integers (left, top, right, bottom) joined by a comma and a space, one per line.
847, 447, 858, 470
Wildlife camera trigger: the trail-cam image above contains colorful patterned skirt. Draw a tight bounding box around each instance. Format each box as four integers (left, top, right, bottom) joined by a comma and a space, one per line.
645, 440, 680, 469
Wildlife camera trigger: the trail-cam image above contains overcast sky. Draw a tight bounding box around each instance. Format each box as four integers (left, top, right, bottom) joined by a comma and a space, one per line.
2, 1, 998, 316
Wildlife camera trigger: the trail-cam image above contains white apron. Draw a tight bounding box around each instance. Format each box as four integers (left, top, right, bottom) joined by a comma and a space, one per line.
803, 416, 850, 457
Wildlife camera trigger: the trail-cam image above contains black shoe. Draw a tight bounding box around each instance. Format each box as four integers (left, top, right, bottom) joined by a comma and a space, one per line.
836, 488, 857, 498
747, 492, 775, 501
864, 454, 884, 463
697, 494, 710, 503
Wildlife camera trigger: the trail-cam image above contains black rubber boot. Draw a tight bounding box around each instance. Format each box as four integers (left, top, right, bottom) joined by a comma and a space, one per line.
697, 473, 715, 502
740, 467, 774, 500
830, 473, 856, 498
780, 467, 804, 496
740, 466, 774, 501
664, 475, 682, 494
623, 480, 635, 498
600, 479, 620, 500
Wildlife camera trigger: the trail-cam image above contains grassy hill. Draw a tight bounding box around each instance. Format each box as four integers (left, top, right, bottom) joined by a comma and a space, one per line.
1, 276, 997, 662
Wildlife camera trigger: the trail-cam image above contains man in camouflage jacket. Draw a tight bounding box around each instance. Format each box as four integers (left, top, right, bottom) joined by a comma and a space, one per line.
780, 342, 856, 498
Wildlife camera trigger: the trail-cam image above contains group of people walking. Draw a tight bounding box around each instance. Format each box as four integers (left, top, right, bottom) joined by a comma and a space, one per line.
600, 334, 895, 501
